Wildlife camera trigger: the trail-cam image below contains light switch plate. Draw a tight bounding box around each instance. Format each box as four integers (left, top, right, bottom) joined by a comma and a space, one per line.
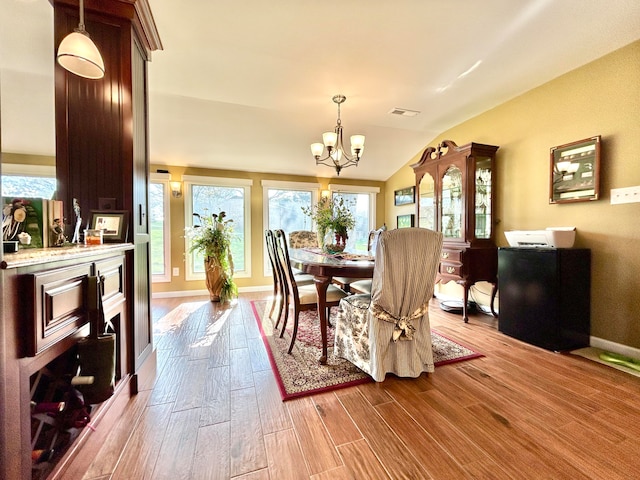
172, 267, 180, 277
611, 186, 640, 204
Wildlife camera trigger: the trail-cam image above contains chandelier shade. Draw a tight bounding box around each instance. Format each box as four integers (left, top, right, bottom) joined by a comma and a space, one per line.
56, 0, 105, 79
311, 95, 365, 176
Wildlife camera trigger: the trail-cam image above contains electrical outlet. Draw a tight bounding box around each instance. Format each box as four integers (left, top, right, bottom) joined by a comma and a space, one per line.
172, 267, 179, 277
611, 186, 640, 204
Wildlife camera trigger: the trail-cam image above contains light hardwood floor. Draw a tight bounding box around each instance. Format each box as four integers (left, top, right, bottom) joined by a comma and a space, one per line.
70, 291, 638, 479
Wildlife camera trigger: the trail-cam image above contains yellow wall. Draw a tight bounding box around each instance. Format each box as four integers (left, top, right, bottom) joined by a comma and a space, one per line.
386, 40, 640, 348
150, 165, 385, 294
1, 153, 55, 167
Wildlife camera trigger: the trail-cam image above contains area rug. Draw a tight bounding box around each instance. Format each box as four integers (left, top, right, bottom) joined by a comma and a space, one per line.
251, 300, 483, 400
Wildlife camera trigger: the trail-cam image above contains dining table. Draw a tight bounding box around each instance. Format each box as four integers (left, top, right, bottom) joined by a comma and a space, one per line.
288, 248, 375, 364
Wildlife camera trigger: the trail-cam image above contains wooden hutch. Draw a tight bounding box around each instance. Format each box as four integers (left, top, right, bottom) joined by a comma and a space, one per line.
411, 140, 499, 322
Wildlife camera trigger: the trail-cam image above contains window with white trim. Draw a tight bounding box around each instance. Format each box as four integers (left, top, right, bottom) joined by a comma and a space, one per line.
262, 180, 320, 275
184, 175, 252, 280
329, 184, 380, 253
149, 172, 171, 283
1, 163, 56, 199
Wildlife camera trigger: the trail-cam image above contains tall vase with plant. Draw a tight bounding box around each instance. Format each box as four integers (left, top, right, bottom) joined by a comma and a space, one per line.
301, 196, 333, 249
186, 211, 238, 302
302, 196, 355, 253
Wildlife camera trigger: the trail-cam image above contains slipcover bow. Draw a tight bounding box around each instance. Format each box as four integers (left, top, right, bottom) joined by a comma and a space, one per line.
371, 302, 430, 342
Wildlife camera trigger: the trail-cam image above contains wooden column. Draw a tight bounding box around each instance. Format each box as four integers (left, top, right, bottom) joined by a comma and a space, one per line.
53, 0, 161, 385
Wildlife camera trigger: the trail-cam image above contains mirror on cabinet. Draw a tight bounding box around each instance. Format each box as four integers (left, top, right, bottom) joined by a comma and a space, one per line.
418, 171, 435, 230
1, 0, 56, 194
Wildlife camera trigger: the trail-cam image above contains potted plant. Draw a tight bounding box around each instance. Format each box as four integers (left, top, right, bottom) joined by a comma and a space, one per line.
302, 196, 355, 252
329, 196, 356, 249
186, 210, 238, 302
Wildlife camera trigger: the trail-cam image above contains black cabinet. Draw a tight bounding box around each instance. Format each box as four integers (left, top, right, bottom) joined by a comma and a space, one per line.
498, 248, 590, 351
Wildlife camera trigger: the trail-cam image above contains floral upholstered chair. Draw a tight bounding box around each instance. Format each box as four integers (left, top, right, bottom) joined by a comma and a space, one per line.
288, 230, 318, 249
334, 228, 443, 381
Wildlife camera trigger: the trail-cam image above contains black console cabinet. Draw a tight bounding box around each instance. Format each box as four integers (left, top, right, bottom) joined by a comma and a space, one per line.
498, 248, 591, 351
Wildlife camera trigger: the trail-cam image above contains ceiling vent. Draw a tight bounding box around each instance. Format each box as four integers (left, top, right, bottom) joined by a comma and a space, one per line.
389, 107, 420, 117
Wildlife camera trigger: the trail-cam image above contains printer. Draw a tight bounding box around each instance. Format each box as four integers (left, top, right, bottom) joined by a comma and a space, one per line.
504, 227, 576, 248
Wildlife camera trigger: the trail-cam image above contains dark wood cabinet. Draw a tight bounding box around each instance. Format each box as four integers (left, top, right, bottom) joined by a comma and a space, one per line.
411, 140, 499, 322
53, 0, 160, 388
498, 248, 591, 350
1, 246, 132, 479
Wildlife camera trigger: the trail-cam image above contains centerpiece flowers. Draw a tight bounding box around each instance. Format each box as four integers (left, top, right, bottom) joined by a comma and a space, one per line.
186, 210, 238, 302
302, 196, 356, 253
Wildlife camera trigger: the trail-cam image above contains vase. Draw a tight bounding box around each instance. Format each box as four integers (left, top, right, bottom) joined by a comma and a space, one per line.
204, 256, 226, 302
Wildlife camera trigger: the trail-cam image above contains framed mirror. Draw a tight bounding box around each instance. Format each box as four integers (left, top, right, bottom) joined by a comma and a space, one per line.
550, 136, 601, 204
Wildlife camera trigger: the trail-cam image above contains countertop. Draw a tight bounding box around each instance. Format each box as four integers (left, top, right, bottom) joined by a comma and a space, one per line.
1, 243, 134, 269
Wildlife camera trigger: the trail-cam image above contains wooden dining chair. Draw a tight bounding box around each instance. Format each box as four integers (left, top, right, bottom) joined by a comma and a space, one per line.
264, 230, 285, 321
334, 228, 443, 381
273, 229, 348, 354
343, 225, 387, 294
265, 230, 314, 324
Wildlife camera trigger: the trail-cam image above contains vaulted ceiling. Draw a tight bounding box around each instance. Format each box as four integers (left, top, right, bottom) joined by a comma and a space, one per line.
2, 0, 640, 180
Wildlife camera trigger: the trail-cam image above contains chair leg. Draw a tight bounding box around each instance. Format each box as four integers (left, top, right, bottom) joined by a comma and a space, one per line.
268, 280, 278, 319
275, 292, 284, 327
279, 295, 290, 338
327, 306, 333, 328
287, 310, 301, 354
274, 284, 284, 327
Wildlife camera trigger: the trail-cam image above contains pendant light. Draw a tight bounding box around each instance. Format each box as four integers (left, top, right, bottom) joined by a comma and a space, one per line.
311, 95, 365, 176
57, 0, 105, 79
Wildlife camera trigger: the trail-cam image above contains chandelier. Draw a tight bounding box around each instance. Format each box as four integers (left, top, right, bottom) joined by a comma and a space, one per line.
310, 95, 365, 176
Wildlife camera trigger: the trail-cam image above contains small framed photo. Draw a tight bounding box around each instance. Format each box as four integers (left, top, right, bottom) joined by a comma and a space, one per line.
550, 136, 601, 204
88, 210, 129, 242
397, 214, 415, 229
394, 186, 415, 206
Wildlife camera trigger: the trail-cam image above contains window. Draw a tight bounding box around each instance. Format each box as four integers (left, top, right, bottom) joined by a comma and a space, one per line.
1, 163, 56, 199
149, 173, 171, 283
262, 180, 320, 274
184, 175, 252, 280
329, 184, 380, 253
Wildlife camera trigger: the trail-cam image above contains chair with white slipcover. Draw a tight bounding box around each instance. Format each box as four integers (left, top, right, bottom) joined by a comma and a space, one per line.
334, 228, 443, 381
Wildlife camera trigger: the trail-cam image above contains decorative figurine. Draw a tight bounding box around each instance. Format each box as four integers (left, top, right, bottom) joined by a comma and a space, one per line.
71, 198, 82, 244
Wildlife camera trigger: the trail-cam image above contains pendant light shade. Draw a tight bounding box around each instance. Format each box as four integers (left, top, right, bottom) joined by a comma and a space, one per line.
56, 0, 105, 79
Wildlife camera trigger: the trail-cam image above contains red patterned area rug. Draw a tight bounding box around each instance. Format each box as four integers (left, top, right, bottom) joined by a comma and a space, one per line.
250, 300, 483, 401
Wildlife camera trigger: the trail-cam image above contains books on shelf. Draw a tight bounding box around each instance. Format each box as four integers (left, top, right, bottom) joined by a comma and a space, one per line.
2, 197, 64, 249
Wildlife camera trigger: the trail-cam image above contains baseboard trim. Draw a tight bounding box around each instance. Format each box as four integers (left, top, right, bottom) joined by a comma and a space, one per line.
152, 285, 272, 298
590, 336, 640, 359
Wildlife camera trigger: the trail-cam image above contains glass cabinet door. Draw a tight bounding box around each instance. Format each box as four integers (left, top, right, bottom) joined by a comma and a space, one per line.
441, 166, 463, 239
418, 172, 435, 230
474, 157, 492, 239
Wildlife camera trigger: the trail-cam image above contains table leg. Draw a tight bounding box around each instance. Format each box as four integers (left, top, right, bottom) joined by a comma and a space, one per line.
462, 284, 470, 323
314, 275, 331, 365
490, 280, 499, 317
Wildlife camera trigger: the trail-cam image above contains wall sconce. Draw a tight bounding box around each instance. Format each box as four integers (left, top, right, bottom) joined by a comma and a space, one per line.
170, 181, 183, 198
321, 189, 331, 198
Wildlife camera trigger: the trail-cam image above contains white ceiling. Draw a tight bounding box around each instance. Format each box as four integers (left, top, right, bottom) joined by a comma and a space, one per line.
2, 0, 640, 181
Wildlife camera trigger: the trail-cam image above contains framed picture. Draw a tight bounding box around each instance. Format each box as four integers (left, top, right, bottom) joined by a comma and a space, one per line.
394, 186, 415, 206
550, 136, 601, 204
397, 214, 415, 229
88, 210, 129, 242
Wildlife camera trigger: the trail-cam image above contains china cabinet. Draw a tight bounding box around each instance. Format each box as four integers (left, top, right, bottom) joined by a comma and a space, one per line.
411, 140, 499, 322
